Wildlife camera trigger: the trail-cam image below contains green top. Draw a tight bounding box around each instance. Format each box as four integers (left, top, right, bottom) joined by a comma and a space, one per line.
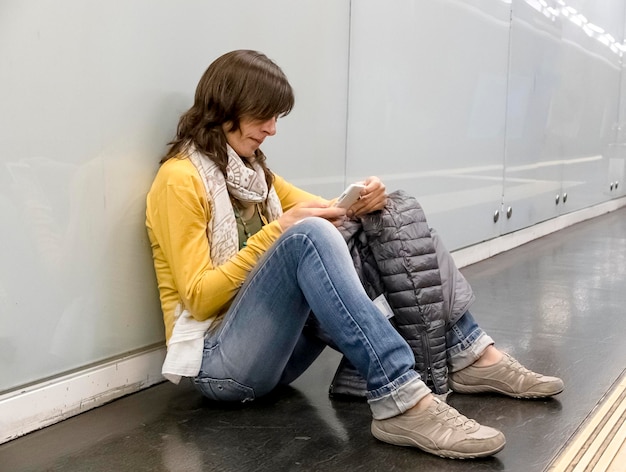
235, 206, 265, 250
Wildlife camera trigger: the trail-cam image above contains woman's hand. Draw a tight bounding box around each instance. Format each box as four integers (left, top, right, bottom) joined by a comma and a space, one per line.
349, 176, 387, 217
277, 201, 347, 231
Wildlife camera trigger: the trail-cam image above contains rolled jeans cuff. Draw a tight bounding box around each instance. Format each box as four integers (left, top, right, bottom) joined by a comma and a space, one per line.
367, 371, 432, 420
448, 331, 495, 373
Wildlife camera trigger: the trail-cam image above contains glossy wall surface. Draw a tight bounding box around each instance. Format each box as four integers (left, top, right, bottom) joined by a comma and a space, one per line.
1, 0, 625, 393
347, 0, 626, 249
502, 0, 625, 235
0, 0, 351, 392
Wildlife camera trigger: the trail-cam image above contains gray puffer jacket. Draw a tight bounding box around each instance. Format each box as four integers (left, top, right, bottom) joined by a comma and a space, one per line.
333, 190, 475, 395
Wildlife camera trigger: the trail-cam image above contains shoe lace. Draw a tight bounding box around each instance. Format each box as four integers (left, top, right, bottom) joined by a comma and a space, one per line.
506, 354, 540, 378
433, 401, 477, 431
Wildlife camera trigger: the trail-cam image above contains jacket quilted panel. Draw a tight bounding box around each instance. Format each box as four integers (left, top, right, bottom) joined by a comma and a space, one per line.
340, 190, 474, 393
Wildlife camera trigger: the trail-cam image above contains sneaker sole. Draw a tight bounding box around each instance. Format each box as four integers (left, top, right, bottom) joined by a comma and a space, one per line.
371, 423, 506, 459
449, 378, 564, 399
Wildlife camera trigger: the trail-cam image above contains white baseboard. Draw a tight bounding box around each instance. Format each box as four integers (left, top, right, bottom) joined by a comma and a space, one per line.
1, 196, 624, 446
0, 345, 166, 445
452, 196, 626, 268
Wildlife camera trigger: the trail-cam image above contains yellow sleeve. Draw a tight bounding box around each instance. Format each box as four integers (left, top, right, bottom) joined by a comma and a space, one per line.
146, 159, 283, 325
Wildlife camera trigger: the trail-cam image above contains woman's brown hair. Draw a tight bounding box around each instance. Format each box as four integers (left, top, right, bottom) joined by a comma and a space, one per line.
161, 50, 295, 188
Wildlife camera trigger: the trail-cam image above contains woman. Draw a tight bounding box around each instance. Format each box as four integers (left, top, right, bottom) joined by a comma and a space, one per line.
146, 50, 562, 459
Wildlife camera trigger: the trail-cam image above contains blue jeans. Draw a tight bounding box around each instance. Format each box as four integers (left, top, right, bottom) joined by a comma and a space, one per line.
193, 218, 491, 419
193, 218, 430, 419
446, 311, 494, 373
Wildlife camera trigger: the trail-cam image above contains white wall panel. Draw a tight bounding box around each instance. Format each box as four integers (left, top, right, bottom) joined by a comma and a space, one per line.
347, 0, 512, 249
502, 0, 625, 232
607, 1, 626, 200
0, 0, 350, 393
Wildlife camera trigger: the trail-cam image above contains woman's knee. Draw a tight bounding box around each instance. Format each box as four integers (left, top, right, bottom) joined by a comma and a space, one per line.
285, 216, 344, 246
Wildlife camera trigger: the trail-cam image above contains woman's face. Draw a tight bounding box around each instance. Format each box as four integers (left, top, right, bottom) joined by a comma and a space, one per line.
223, 116, 277, 158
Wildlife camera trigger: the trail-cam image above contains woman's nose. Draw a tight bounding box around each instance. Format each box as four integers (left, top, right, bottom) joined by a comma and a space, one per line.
262, 117, 277, 136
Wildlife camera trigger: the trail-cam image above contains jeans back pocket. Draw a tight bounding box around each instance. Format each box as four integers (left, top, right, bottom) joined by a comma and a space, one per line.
192, 377, 255, 402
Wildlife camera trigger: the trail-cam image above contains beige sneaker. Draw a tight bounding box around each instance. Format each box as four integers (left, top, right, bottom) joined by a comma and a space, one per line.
449, 352, 564, 398
371, 397, 505, 459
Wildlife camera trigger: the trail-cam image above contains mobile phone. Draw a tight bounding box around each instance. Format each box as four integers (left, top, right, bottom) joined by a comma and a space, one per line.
334, 183, 365, 209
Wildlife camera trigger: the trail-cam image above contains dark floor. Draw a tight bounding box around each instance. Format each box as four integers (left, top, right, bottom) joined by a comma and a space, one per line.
2, 208, 626, 472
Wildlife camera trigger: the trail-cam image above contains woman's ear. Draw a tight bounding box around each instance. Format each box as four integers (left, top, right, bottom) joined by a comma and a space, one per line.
221, 121, 234, 133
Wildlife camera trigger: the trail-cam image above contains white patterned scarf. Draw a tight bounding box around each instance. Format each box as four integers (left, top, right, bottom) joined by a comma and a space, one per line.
162, 143, 283, 384
189, 143, 283, 265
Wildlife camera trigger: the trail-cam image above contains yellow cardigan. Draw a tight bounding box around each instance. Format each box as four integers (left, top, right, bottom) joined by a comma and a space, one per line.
146, 156, 322, 343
